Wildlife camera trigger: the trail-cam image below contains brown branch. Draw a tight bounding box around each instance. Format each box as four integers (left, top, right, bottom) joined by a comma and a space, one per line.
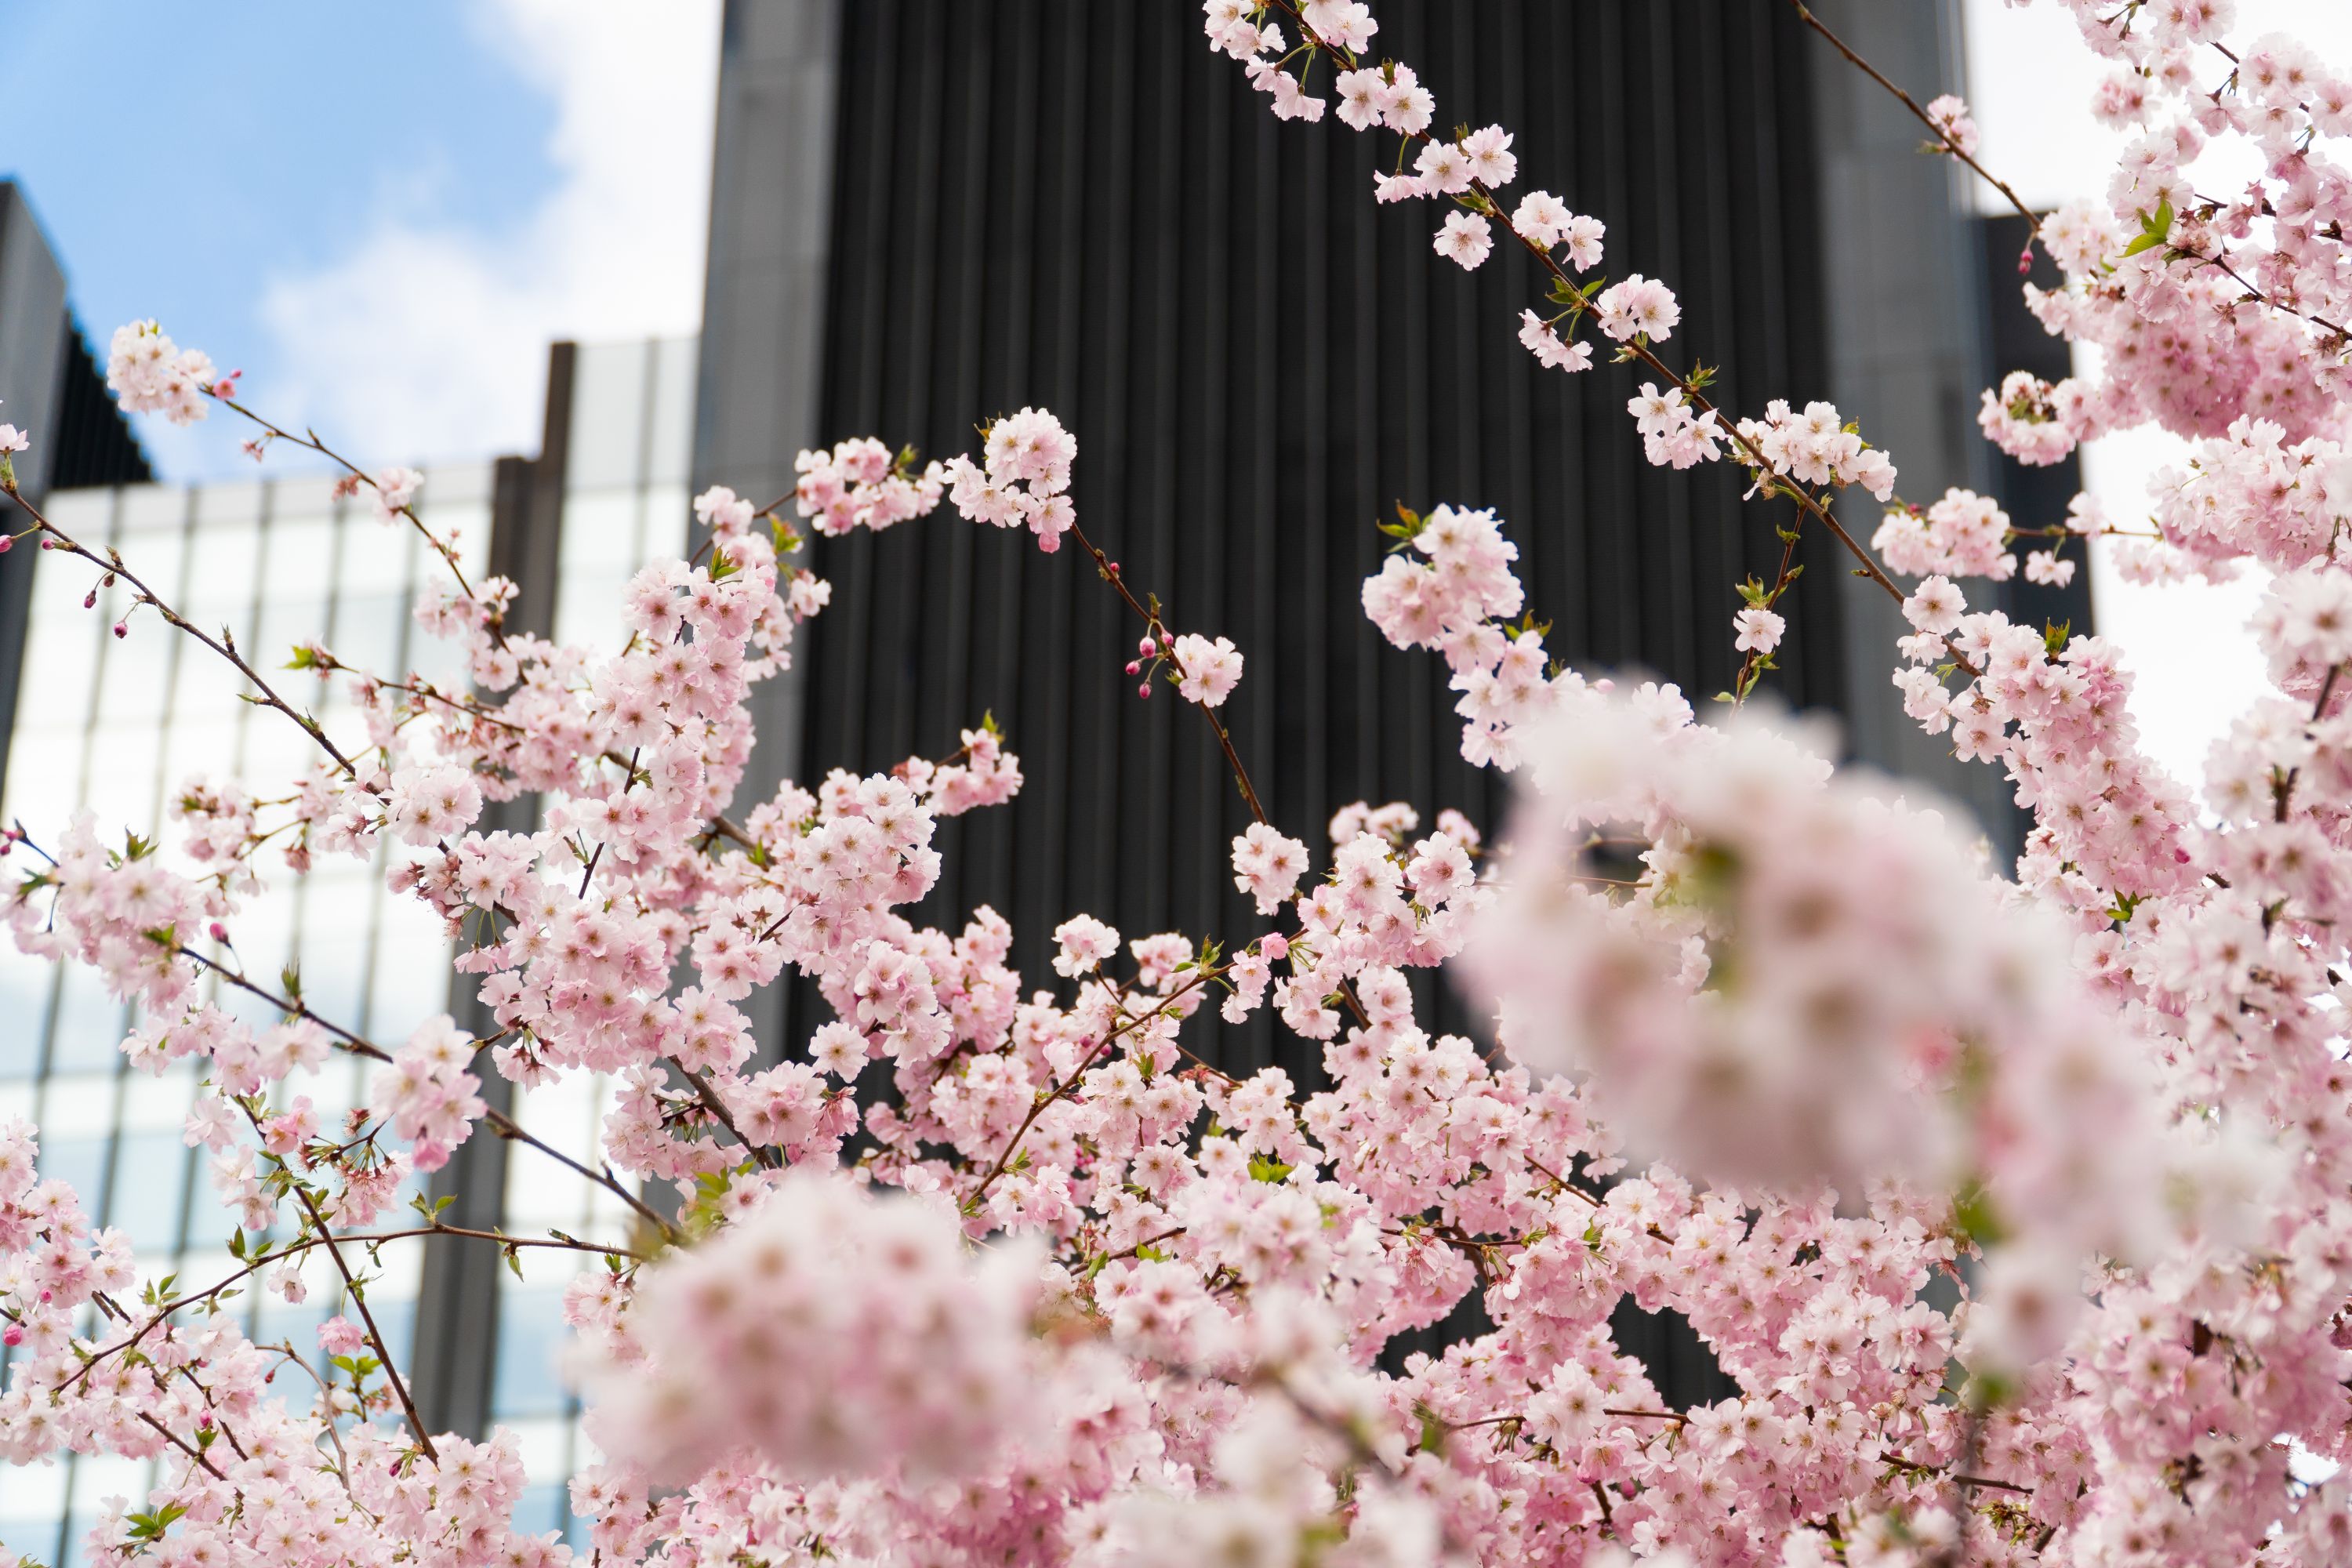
1784, 2, 2037, 224
1065, 517, 1272, 828
218, 396, 491, 614
138, 1410, 228, 1481
7, 480, 373, 786
290, 1181, 437, 1462
178, 949, 677, 1239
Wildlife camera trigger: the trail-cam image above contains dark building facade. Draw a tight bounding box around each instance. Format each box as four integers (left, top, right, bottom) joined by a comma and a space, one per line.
0, 13, 2095, 1509
695, 0, 2063, 1066
691, 0, 2070, 1407
0, 182, 153, 797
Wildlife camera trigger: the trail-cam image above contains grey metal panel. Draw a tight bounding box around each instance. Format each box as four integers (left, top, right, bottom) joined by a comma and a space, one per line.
1975, 211, 2097, 672
413, 346, 577, 1440
1803, 0, 2026, 844
0, 185, 74, 818
784, 0, 1844, 1083
0, 183, 68, 500
692, 0, 844, 1062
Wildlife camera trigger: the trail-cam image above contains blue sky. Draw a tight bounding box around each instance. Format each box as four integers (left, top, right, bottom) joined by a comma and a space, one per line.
1, 1, 716, 479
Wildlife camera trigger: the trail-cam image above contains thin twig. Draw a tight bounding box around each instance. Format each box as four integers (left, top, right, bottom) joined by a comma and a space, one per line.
290, 1182, 437, 1462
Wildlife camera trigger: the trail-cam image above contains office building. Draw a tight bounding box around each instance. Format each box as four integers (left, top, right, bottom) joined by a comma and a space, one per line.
0, 3, 2095, 1546
0, 336, 693, 1559
695, 0, 2082, 1075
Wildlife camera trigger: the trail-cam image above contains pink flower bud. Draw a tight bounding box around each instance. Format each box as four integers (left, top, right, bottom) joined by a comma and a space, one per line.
1138, 682, 1152, 699
0, 535, 12, 554
1261, 933, 1289, 960
209, 921, 229, 942
1, 1324, 19, 1347
1124, 660, 1140, 674
1138, 635, 1156, 657
113, 622, 128, 638
2017, 242, 2033, 276
82, 589, 96, 609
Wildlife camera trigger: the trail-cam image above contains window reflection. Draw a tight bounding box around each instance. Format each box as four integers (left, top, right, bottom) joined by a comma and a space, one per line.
16, 354, 691, 1533
105, 1133, 190, 1250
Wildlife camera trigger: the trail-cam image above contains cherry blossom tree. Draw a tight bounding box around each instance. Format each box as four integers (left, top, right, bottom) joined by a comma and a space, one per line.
9, 2, 2352, 1565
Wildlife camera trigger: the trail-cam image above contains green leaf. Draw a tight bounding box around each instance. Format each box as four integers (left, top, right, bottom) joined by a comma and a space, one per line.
708, 545, 738, 582
2121, 193, 2174, 258
125, 1502, 187, 1542
1247, 1154, 1293, 1184
1951, 1178, 2006, 1250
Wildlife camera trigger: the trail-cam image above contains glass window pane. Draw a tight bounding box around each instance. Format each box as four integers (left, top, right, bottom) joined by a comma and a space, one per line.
104, 1133, 190, 1250
48, 970, 125, 1075
80, 728, 160, 835
35, 1134, 109, 1208
0, 951, 52, 1078
182, 520, 263, 624
328, 593, 407, 684
638, 484, 691, 563
92, 622, 177, 728
5, 722, 89, 829
16, 590, 106, 730
565, 343, 651, 492
647, 337, 697, 488
492, 1287, 572, 1420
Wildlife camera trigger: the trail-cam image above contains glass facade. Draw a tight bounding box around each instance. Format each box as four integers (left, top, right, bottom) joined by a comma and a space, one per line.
0, 466, 489, 1563
0, 336, 695, 1559
486, 332, 698, 1534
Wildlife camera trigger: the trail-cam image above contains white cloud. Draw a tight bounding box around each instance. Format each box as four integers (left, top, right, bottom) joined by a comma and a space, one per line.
1961, 0, 2352, 790
256, 0, 720, 467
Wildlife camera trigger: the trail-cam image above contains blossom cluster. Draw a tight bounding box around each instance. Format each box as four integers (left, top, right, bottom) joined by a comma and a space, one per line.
793, 437, 949, 537
12, 2, 2352, 1566
1871, 486, 2020, 581
103, 319, 220, 426
571, 1172, 1049, 1483
944, 406, 1079, 552
1361, 504, 1550, 768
